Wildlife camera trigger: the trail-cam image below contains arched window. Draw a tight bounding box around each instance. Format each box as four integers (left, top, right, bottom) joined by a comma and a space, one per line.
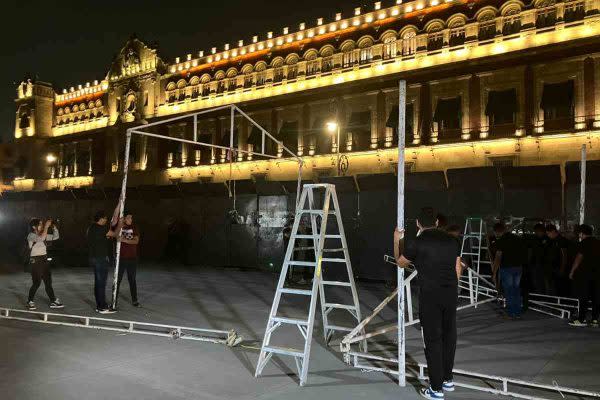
357, 37, 374, 65
447, 15, 467, 47
425, 20, 445, 51
340, 40, 356, 67
400, 27, 417, 56
381, 31, 399, 59
476, 8, 499, 41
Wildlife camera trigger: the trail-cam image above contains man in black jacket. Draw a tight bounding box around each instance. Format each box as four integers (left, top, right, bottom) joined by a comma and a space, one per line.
394, 208, 462, 400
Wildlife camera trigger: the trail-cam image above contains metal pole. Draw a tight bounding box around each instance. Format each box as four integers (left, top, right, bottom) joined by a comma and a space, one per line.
193, 114, 198, 142
580, 144, 586, 225
337, 125, 341, 176
111, 130, 132, 309
397, 80, 407, 387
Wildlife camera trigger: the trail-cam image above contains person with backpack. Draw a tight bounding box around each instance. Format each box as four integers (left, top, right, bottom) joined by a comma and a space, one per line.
26, 218, 64, 310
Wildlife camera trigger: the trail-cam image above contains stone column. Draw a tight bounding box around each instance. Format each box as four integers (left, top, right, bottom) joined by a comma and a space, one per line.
524, 65, 535, 136
584, 57, 596, 129
419, 83, 432, 143
469, 74, 482, 138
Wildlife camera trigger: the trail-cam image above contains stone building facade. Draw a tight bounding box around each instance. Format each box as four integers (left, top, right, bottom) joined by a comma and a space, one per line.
9, 0, 600, 192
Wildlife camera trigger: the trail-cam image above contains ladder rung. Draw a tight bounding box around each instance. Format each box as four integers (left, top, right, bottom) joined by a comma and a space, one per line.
287, 261, 317, 267
295, 234, 342, 239
298, 210, 336, 215
263, 345, 304, 358
321, 258, 346, 263
272, 316, 308, 326
324, 303, 357, 311
280, 288, 313, 295
326, 324, 353, 332
294, 247, 315, 251
461, 252, 480, 256
322, 248, 346, 253
321, 281, 352, 287
464, 235, 483, 238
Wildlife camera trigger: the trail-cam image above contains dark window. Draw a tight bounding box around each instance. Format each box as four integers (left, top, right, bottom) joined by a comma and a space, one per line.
244, 75, 253, 88
346, 111, 371, 151
191, 87, 199, 99
248, 126, 264, 152
434, 97, 462, 135
322, 57, 333, 72
564, 2, 585, 22
77, 150, 91, 175
170, 141, 183, 166
202, 85, 210, 97
386, 103, 414, 144
536, 9, 557, 29
486, 89, 518, 126
273, 68, 284, 82
427, 32, 444, 51
278, 121, 298, 155
541, 80, 575, 130
217, 81, 226, 94
287, 66, 298, 80
449, 29, 465, 47
502, 16, 521, 35
478, 20, 497, 41
310, 117, 331, 154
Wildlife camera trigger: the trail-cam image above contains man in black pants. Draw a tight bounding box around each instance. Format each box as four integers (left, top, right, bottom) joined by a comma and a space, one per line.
87, 211, 122, 314
568, 224, 600, 327
116, 211, 140, 307
394, 208, 462, 400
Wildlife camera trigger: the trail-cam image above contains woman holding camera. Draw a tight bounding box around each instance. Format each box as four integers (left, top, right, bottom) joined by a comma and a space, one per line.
26, 218, 64, 310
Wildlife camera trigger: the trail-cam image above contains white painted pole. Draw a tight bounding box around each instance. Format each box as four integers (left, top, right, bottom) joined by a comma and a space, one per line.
580, 144, 586, 225
397, 80, 407, 387
111, 130, 132, 309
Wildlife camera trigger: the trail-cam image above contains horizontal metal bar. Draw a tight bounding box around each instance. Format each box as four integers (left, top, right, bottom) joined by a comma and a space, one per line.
0, 307, 229, 335
128, 104, 234, 130
349, 352, 600, 398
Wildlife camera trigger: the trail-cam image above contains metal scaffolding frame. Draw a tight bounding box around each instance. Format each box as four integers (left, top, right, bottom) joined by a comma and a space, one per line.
112, 104, 303, 309
0, 307, 242, 346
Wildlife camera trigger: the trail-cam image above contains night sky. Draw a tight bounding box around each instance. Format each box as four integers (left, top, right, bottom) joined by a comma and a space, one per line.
1, 0, 366, 143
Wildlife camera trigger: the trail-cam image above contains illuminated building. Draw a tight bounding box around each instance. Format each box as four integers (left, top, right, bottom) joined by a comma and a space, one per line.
9, 0, 600, 192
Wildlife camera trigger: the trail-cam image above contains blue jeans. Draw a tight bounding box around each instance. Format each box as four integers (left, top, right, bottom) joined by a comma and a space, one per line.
90, 257, 110, 309
500, 267, 522, 316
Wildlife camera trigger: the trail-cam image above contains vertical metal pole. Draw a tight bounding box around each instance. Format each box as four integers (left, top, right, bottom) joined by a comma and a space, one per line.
397, 80, 407, 387
580, 144, 586, 225
111, 130, 132, 309
337, 125, 341, 176
193, 114, 198, 142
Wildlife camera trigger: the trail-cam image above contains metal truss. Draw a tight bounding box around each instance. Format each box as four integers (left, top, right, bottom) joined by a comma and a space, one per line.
0, 307, 242, 347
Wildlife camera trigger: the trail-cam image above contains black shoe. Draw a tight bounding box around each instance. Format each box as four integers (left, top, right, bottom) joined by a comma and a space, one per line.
96, 308, 117, 314
50, 299, 64, 309
27, 301, 36, 311
132, 301, 141, 307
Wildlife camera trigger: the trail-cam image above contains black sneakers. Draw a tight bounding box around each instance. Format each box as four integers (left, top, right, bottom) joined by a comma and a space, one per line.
26, 301, 36, 310
50, 299, 64, 309
96, 308, 117, 314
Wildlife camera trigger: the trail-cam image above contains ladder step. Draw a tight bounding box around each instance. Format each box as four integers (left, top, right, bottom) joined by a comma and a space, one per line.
287, 261, 317, 267
263, 345, 304, 358
322, 248, 346, 253
324, 303, 357, 310
321, 281, 352, 287
326, 324, 354, 332
280, 288, 313, 295
321, 258, 346, 263
295, 234, 342, 239
461, 252, 480, 256
298, 210, 336, 215
272, 316, 308, 326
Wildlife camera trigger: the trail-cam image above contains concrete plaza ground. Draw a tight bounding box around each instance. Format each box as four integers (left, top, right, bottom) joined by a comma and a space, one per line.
0, 264, 599, 400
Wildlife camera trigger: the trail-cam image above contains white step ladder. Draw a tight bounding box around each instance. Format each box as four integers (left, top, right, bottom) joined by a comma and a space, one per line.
460, 217, 492, 305
255, 183, 363, 386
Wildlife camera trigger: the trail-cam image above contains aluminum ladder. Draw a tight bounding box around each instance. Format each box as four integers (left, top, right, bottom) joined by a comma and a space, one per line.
460, 217, 492, 305
255, 183, 363, 386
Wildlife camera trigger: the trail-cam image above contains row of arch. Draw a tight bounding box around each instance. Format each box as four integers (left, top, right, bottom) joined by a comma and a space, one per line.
57, 99, 103, 115
165, 2, 532, 92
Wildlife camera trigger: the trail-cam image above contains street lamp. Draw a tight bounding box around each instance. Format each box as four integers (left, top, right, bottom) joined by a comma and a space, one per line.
326, 120, 341, 176
46, 154, 57, 163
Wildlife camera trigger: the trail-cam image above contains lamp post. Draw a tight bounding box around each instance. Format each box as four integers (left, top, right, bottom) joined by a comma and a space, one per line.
326, 120, 341, 176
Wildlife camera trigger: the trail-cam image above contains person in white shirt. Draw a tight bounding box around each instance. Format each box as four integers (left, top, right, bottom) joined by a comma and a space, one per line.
26, 218, 64, 310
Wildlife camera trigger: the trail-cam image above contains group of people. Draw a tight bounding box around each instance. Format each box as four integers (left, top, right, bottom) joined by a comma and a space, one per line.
490, 222, 600, 325
393, 209, 599, 400
25, 211, 140, 314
